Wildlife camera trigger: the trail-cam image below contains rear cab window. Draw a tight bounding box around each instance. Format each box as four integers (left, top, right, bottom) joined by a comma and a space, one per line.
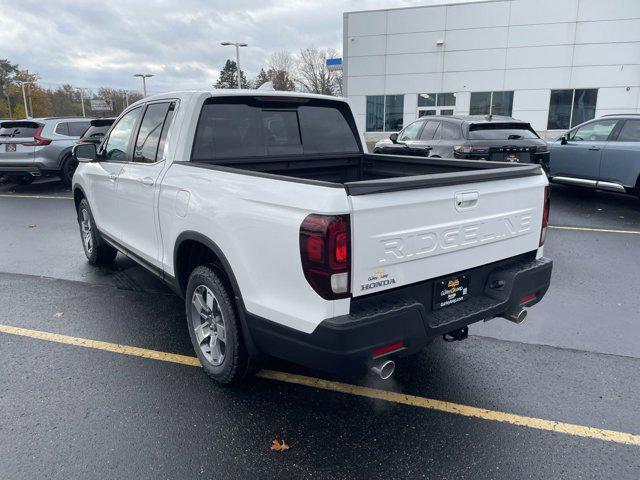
191, 96, 360, 162
467, 123, 539, 140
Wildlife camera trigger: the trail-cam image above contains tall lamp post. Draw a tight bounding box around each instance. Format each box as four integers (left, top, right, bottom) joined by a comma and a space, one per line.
16, 82, 29, 118
77, 87, 86, 117
133, 73, 154, 97
220, 41, 248, 88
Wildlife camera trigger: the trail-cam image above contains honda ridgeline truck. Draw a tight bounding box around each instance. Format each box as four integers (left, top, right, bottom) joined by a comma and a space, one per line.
72, 90, 552, 384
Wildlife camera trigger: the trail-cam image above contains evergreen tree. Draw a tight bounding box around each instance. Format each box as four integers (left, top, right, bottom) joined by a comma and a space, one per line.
254, 68, 270, 89
214, 59, 248, 89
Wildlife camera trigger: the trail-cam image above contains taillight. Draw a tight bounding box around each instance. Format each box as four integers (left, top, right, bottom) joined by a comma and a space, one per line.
22, 126, 51, 146
454, 145, 490, 154
540, 186, 550, 247
300, 214, 350, 300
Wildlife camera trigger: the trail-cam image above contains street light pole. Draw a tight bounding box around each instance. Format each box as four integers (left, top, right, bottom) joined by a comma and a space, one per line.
220, 41, 248, 88
133, 74, 154, 97
18, 82, 29, 118
78, 88, 86, 117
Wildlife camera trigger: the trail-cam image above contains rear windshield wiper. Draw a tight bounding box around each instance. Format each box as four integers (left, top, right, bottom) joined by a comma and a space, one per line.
507, 134, 522, 140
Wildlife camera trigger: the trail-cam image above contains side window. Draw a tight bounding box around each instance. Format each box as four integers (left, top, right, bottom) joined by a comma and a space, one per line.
398, 121, 423, 142
440, 122, 461, 141
569, 120, 617, 142
104, 107, 142, 161
55, 123, 69, 136
133, 103, 172, 163
68, 122, 90, 137
156, 104, 176, 161
419, 121, 439, 140
616, 120, 640, 142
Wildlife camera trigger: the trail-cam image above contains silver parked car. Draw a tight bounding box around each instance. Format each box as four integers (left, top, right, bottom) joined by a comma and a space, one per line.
548, 114, 640, 198
0, 117, 92, 186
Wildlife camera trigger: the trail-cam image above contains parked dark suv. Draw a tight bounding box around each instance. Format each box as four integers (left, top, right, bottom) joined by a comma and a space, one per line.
373, 115, 549, 168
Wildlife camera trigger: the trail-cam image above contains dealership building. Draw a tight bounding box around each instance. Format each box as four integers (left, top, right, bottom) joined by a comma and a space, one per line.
342, 0, 640, 141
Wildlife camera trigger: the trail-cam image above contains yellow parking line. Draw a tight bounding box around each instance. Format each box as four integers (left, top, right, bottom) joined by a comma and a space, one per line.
549, 225, 640, 235
0, 194, 73, 200
1, 322, 639, 447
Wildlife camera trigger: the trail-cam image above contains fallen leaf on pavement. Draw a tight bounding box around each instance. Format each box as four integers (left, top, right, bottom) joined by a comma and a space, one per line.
53, 311, 64, 318
270, 439, 290, 451
27, 224, 38, 229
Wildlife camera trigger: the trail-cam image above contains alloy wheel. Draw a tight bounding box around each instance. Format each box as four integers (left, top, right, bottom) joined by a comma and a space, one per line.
190, 285, 226, 366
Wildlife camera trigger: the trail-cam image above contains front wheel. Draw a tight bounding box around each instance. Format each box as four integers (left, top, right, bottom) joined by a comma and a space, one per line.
185, 265, 253, 384
77, 198, 117, 265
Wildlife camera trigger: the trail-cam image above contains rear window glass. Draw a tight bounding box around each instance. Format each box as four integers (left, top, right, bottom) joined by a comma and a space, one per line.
192, 98, 360, 161
68, 122, 90, 137
81, 125, 110, 139
468, 123, 539, 140
0, 124, 39, 138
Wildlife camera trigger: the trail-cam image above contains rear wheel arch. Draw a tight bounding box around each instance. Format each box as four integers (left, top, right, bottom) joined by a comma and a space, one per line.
173, 231, 258, 356
173, 232, 243, 305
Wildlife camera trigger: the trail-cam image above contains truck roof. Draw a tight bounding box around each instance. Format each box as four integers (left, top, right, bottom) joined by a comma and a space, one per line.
133, 89, 348, 107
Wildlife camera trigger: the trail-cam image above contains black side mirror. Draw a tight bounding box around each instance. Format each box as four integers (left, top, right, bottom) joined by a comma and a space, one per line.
73, 143, 98, 162
560, 135, 568, 145
389, 132, 398, 144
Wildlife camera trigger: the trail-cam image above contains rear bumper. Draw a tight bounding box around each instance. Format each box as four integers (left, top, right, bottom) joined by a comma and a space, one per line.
245, 252, 552, 374
0, 165, 42, 176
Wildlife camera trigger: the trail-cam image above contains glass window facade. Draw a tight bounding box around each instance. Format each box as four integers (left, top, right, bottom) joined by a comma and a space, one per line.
548, 89, 598, 130
418, 92, 456, 108
384, 95, 404, 131
491, 91, 514, 116
470, 92, 491, 115
366, 95, 404, 132
366, 96, 385, 132
470, 91, 513, 116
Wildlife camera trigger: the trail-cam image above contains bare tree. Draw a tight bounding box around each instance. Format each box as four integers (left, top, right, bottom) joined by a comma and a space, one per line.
254, 51, 296, 91
295, 47, 341, 96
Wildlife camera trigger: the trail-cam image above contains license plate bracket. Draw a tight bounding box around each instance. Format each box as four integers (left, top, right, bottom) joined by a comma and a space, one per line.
433, 274, 469, 310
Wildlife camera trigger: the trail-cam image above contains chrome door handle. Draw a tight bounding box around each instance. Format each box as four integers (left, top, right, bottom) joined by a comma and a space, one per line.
108, 174, 117, 181
140, 177, 154, 186
588, 146, 600, 151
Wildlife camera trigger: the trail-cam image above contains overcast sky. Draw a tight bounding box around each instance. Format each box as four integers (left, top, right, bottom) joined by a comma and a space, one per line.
1, 0, 472, 94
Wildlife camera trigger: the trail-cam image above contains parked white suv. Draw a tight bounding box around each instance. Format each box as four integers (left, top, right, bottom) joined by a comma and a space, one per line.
72, 90, 552, 384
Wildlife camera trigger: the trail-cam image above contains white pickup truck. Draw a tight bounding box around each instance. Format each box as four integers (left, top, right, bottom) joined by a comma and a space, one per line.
72, 90, 552, 384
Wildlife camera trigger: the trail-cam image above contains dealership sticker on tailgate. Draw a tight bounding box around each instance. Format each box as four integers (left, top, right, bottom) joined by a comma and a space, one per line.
433, 274, 469, 310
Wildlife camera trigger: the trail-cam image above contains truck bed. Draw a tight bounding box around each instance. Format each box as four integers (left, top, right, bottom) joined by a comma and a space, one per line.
184, 153, 543, 196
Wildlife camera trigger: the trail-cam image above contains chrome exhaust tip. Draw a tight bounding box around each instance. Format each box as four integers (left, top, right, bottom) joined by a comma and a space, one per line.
503, 308, 527, 324
370, 359, 395, 380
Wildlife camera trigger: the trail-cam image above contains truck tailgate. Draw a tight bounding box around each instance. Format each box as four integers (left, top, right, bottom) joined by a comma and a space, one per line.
349, 174, 546, 297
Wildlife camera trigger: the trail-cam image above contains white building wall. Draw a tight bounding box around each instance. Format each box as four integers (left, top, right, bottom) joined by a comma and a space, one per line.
344, 0, 640, 136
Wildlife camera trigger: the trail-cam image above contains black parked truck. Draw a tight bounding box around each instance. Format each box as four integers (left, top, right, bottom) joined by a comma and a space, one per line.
373, 115, 550, 170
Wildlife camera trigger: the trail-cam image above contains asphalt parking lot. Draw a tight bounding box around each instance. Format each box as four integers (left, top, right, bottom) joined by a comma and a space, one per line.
1, 178, 639, 479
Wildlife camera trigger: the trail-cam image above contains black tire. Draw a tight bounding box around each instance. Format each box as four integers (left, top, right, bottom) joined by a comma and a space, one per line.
14, 174, 35, 185
185, 265, 252, 385
77, 198, 117, 265
60, 154, 78, 186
